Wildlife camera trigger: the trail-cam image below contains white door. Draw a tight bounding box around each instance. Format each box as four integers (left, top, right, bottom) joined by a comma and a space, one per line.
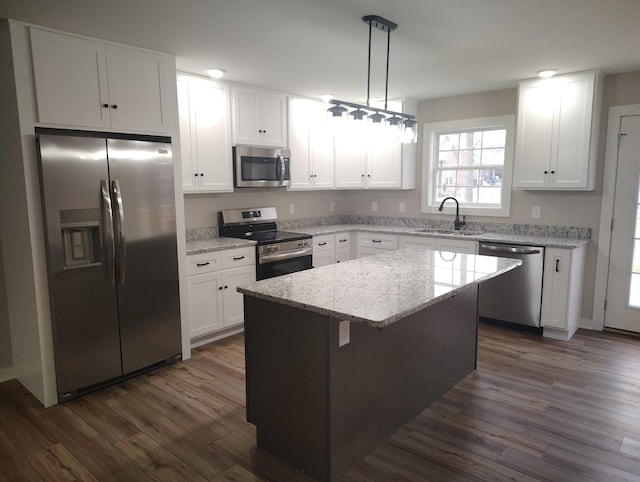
605, 115, 640, 332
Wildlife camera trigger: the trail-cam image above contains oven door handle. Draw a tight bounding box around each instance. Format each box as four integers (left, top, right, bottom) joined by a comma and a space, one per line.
259, 247, 313, 264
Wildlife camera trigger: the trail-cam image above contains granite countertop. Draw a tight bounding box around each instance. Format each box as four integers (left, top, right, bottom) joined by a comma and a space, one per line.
238, 248, 521, 328
291, 224, 588, 249
186, 237, 256, 255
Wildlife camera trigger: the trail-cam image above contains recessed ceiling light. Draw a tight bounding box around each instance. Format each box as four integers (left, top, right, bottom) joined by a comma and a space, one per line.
537, 69, 557, 78
320, 94, 334, 103
206, 69, 225, 79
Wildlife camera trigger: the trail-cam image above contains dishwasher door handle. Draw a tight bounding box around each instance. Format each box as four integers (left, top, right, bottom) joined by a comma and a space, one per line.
480, 244, 541, 255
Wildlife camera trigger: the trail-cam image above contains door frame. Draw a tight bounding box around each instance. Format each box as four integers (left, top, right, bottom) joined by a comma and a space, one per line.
593, 104, 640, 330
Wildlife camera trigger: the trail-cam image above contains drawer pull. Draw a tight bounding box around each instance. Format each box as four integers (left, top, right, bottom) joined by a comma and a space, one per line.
318, 242, 328, 246
555, 259, 560, 272
372, 239, 382, 243
338, 239, 347, 243
233, 256, 245, 260
196, 262, 210, 267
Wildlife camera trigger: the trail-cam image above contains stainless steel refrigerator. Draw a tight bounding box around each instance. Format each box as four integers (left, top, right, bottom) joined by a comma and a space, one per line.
36, 128, 181, 402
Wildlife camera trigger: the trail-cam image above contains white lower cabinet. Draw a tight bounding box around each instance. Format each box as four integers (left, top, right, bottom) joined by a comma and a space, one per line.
540, 245, 586, 340
187, 246, 255, 344
399, 235, 477, 254
313, 233, 352, 267
334, 233, 352, 263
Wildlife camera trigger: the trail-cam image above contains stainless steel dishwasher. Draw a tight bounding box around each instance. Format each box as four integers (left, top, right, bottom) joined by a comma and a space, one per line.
478, 242, 544, 328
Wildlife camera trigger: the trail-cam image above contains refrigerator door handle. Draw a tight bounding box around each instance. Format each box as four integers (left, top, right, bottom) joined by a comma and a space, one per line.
112, 180, 127, 284
100, 180, 116, 285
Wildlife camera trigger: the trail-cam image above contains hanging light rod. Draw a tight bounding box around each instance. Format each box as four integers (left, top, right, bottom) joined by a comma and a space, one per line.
327, 14, 416, 132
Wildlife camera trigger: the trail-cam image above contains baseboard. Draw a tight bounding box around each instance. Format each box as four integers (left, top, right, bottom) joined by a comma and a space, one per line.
190, 325, 244, 349
0, 365, 15, 383
578, 318, 599, 331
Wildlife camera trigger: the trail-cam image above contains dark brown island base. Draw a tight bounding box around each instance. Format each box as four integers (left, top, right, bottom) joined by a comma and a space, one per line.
239, 248, 521, 481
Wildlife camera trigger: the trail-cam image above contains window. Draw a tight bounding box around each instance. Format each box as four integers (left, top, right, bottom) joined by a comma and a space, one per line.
422, 115, 515, 217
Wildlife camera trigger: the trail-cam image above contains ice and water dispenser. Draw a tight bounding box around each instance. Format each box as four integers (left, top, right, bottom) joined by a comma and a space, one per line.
59, 208, 101, 268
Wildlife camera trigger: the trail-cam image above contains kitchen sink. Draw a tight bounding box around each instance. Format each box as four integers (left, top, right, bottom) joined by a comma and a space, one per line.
412, 228, 484, 236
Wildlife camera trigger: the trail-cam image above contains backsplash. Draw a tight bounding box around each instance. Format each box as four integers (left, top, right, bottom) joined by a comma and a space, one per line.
278, 215, 592, 239
186, 216, 591, 241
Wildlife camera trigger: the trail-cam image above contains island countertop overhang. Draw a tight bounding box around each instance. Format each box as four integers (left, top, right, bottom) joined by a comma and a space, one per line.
238, 248, 521, 328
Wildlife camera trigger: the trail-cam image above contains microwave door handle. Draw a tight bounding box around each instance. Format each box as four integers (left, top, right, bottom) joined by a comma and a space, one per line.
278, 153, 285, 182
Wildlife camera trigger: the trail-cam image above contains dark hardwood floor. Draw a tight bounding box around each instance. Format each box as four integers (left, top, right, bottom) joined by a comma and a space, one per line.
3, 322, 640, 481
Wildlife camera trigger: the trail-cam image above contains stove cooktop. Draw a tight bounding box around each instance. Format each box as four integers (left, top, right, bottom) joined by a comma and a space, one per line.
225, 230, 311, 244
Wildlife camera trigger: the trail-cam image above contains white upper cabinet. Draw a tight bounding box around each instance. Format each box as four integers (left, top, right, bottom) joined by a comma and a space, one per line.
334, 121, 370, 188
30, 28, 170, 134
289, 97, 334, 190
513, 71, 601, 190
177, 75, 233, 193
232, 85, 286, 147
367, 134, 403, 188
333, 99, 416, 190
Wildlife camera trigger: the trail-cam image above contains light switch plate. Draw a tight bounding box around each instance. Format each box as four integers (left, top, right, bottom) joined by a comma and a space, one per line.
289, 204, 295, 215
399, 202, 406, 213
329, 201, 335, 212
372, 201, 378, 212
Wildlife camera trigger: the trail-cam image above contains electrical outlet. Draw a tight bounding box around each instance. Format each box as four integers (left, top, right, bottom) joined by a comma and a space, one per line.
289, 204, 295, 215
399, 202, 406, 213
532, 206, 541, 219
372, 201, 378, 212
338, 320, 350, 347
329, 201, 335, 212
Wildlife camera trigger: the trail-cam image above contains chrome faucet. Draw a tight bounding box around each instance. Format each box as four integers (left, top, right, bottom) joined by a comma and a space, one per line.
438, 197, 466, 230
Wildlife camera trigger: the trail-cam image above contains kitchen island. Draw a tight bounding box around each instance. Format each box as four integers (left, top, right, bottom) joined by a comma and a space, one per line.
238, 248, 521, 481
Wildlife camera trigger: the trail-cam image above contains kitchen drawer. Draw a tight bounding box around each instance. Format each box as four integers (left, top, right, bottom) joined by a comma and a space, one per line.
356, 232, 398, 250
187, 252, 222, 275
314, 234, 335, 252
335, 232, 352, 248
221, 246, 255, 269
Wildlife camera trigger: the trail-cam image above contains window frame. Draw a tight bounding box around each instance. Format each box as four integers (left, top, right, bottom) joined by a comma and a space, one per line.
421, 115, 515, 217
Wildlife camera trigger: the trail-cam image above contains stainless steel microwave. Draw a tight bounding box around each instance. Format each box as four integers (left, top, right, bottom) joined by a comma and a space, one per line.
233, 146, 291, 188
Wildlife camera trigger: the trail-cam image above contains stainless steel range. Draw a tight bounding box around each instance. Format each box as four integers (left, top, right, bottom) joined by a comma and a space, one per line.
219, 207, 312, 280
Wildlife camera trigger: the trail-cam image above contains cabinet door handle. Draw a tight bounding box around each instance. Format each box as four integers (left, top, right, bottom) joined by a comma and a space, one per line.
233, 256, 245, 260
338, 239, 347, 243
196, 262, 210, 267
102, 103, 109, 108
224, 285, 228, 289
555, 259, 560, 272
550, 170, 555, 174
218, 286, 223, 290
544, 170, 549, 174
318, 242, 327, 246
111, 104, 118, 110
372, 239, 382, 243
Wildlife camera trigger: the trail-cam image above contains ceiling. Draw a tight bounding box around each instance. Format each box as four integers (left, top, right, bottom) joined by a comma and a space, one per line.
2, 0, 640, 103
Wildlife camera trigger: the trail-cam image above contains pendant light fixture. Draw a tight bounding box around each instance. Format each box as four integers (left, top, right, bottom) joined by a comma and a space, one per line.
327, 15, 416, 139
